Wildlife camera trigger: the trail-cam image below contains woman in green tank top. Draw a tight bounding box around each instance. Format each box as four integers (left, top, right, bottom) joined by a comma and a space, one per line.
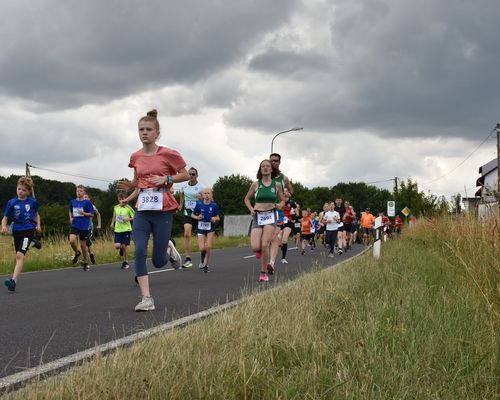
244, 159, 285, 282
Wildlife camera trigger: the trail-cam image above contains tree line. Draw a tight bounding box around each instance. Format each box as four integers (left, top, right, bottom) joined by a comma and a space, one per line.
0, 173, 450, 237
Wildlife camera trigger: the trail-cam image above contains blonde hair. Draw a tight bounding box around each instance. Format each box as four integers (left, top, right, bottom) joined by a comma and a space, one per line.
201, 187, 214, 201
17, 177, 34, 195
139, 109, 160, 131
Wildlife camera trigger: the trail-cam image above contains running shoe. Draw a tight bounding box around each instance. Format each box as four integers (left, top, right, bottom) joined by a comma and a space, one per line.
301, 250, 305, 255
169, 241, 182, 269
281, 258, 289, 264
4, 278, 16, 292
119, 248, 124, 257
121, 261, 130, 269
328, 253, 335, 258
198, 262, 204, 269
134, 296, 155, 312
338, 249, 343, 255
31, 238, 42, 250
89, 253, 96, 264
258, 273, 269, 282
267, 263, 274, 275
72, 251, 81, 264
82, 262, 90, 271
203, 265, 209, 273
182, 258, 193, 269
255, 251, 262, 259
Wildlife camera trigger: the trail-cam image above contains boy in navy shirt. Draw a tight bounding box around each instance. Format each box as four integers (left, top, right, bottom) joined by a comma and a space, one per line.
1, 177, 42, 292
69, 185, 94, 271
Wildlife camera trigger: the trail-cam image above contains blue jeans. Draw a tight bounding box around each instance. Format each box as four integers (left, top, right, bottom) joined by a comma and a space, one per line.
132, 211, 173, 277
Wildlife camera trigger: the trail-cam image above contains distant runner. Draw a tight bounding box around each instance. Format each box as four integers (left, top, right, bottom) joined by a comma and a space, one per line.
110, 192, 135, 269
69, 185, 94, 271
178, 167, 205, 269
1, 177, 42, 292
191, 187, 220, 273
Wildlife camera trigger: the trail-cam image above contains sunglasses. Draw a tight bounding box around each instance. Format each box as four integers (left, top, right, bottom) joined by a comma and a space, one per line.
189, 173, 197, 176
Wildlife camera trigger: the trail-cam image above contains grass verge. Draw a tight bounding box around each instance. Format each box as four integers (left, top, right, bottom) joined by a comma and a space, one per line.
3, 215, 499, 399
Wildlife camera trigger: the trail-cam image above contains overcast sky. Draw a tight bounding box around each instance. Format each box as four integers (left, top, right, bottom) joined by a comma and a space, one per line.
1, 0, 499, 204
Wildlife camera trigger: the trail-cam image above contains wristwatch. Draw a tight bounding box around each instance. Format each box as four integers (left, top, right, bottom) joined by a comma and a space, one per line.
165, 175, 173, 185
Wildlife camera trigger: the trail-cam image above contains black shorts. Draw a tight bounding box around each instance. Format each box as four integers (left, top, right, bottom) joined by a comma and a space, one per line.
13, 229, 35, 255
343, 223, 353, 233
183, 215, 196, 227
363, 227, 372, 235
70, 227, 90, 241
317, 225, 326, 235
281, 221, 295, 231
301, 233, 312, 242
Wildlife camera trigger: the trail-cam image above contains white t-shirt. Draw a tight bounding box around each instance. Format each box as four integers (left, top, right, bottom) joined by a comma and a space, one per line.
324, 210, 342, 231
180, 181, 206, 216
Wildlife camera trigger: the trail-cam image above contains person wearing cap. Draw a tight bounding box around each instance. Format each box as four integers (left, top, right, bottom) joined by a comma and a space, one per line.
360, 208, 375, 246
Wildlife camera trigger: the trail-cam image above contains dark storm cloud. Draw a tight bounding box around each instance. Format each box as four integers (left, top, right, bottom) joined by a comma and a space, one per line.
226, 0, 500, 140
0, 0, 297, 110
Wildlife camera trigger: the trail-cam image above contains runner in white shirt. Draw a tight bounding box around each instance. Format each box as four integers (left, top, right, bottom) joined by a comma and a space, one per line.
178, 167, 205, 268
322, 202, 342, 258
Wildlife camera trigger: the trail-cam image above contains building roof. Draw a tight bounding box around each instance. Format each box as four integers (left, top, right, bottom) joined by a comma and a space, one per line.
478, 158, 498, 175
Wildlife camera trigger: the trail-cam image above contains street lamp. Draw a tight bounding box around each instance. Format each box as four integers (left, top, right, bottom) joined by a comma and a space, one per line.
270, 127, 304, 154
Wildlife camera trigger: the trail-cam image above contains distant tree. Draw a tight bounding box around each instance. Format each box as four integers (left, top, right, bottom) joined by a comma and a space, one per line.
450, 193, 462, 214
213, 174, 253, 215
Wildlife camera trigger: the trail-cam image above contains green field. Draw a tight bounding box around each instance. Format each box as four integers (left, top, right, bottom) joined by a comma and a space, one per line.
3, 215, 499, 399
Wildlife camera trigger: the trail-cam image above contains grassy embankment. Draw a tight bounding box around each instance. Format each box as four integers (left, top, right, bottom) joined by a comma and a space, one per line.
0, 233, 249, 275
4, 214, 499, 399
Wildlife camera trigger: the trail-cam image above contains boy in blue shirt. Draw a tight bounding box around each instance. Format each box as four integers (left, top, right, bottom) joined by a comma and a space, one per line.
69, 185, 94, 271
1, 177, 42, 292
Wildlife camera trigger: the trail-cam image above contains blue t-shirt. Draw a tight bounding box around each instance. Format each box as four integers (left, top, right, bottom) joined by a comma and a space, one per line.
70, 199, 94, 230
193, 201, 220, 223
3, 197, 39, 232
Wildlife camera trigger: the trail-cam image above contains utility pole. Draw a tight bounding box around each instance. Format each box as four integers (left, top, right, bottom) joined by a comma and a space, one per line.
25, 162, 35, 198
394, 176, 398, 195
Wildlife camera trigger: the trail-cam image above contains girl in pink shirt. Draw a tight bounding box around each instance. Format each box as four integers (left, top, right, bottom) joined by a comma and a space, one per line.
118, 109, 189, 312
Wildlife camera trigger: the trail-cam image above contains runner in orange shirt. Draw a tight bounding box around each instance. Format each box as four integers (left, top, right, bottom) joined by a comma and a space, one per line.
360, 208, 375, 246
300, 209, 313, 255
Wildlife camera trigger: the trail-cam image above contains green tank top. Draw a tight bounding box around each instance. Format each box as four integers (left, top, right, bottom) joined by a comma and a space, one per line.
255, 179, 279, 204
275, 173, 285, 192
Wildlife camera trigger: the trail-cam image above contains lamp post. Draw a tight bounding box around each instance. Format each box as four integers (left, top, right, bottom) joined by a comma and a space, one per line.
270, 127, 304, 154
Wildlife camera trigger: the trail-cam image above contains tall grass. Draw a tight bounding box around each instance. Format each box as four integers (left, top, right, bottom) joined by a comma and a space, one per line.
0, 234, 249, 275
3, 215, 498, 399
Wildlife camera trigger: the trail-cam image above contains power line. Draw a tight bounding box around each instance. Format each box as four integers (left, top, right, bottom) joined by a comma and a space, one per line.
364, 178, 394, 185
28, 164, 114, 183
420, 127, 496, 187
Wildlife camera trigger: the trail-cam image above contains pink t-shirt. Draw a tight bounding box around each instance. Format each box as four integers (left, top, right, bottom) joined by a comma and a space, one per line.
128, 146, 186, 212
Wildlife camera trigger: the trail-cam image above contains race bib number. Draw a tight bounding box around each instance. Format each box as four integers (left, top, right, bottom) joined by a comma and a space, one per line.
197, 221, 212, 230
283, 216, 288, 224
257, 211, 276, 226
116, 215, 126, 223
294, 222, 301, 228
138, 189, 163, 211
186, 200, 197, 210
72, 207, 84, 217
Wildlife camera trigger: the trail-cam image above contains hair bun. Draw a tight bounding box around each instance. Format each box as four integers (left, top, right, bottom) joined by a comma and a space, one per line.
146, 109, 158, 118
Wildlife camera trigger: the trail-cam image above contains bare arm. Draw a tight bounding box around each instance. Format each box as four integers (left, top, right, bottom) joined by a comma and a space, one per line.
244, 182, 257, 215
1, 216, 8, 233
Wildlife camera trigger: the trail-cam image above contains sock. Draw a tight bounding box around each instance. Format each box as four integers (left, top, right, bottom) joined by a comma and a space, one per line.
282, 243, 288, 259
201, 251, 206, 263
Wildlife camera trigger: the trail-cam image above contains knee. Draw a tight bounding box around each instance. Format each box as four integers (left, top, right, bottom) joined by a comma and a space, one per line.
114, 243, 121, 249
152, 254, 168, 269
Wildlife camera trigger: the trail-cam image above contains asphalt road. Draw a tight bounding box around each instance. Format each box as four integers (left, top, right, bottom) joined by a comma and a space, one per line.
0, 242, 365, 379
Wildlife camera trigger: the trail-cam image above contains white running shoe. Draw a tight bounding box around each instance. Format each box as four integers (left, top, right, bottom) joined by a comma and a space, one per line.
168, 240, 181, 269
281, 258, 289, 264
135, 296, 155, 311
